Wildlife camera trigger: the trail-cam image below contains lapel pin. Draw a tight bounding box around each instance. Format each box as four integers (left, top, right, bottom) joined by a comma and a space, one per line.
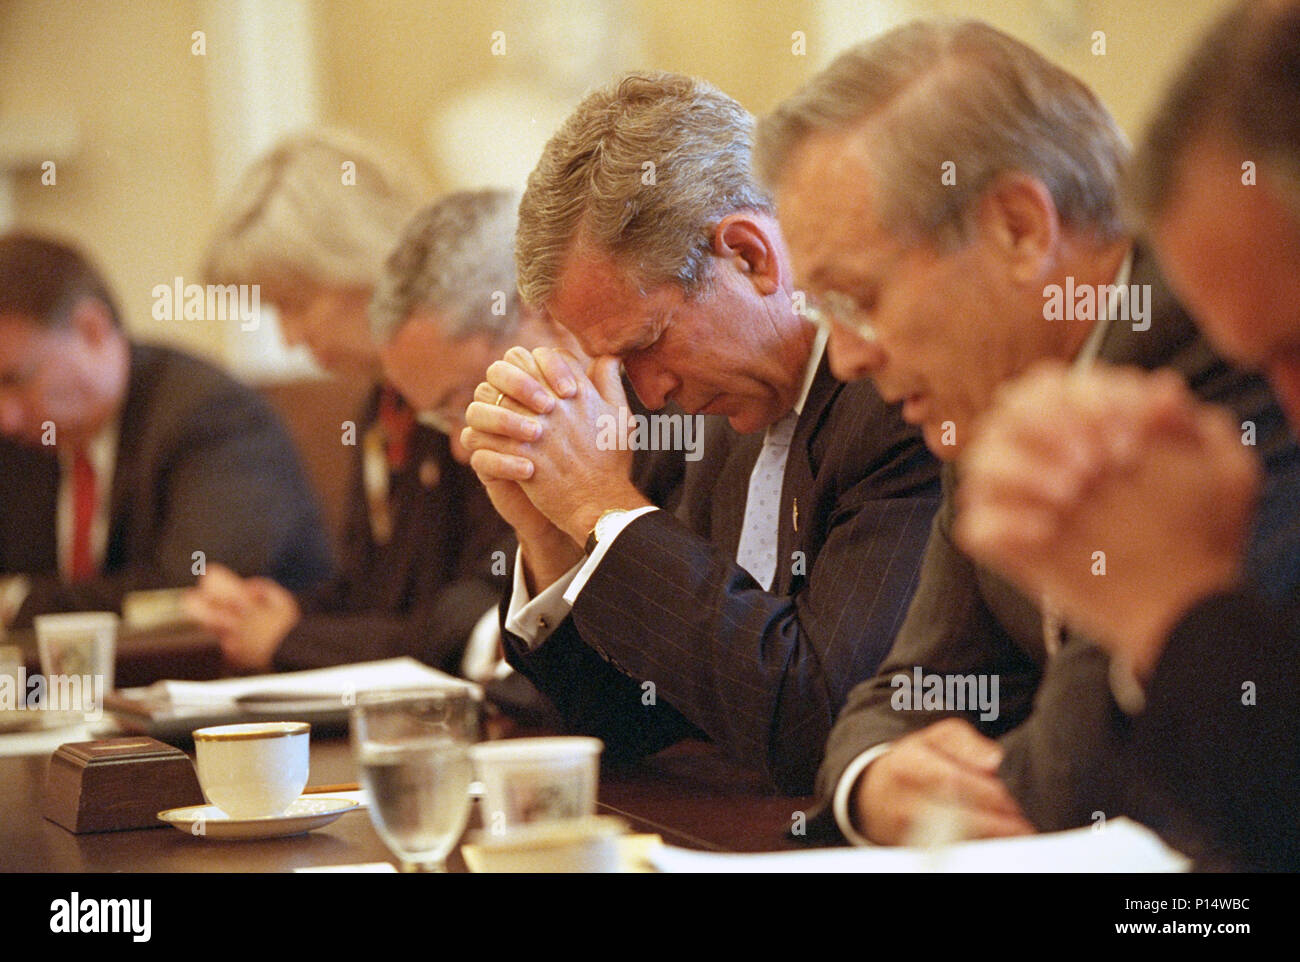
419, 459, 441, 489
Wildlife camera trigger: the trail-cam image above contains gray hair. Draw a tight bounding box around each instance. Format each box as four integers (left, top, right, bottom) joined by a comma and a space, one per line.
516, 71, 773, 306
370, 189, 523, 344
1126, 0, 1300, 228
204, 128, 429, 290
755, 20, 1130, 249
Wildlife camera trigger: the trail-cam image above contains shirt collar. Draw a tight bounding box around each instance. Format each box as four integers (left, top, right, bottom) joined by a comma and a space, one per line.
1072, 247, 1134, 370
791, 322, 829, 418
60, 417, 119, 474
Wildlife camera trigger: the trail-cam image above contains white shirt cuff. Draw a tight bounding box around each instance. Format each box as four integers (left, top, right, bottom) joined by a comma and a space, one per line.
832, 742, 895, 846
504, 546, 581, 649
561, 506, 659, 606
461, 604, 503, 683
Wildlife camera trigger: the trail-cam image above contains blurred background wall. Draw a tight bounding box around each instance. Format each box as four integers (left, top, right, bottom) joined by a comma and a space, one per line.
1, 0, 1234, 376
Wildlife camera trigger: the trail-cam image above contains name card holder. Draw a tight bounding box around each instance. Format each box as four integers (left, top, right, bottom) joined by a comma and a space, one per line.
44, 736, 205, 833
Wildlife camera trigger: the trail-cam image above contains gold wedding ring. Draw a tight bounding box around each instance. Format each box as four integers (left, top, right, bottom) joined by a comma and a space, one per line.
494, 391, 505, 406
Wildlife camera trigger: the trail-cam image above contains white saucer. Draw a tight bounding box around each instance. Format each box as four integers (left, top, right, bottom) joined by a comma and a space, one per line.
158, 796, 360, 840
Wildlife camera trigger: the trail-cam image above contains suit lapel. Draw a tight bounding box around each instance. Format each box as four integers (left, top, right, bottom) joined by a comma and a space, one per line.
699, 352, 838, 593
104, 344, 151, 570
0, 445, 60, 573
772, 357, 838, 595
1096, 244, 1197, 367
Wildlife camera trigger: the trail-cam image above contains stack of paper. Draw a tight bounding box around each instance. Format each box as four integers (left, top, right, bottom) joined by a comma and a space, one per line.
102, 658, 481, 741
649, 818, 1189, 872
159, 657, 478, 706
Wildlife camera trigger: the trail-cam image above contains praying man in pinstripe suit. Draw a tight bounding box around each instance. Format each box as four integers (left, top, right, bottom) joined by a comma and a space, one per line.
462, 71, 941, 793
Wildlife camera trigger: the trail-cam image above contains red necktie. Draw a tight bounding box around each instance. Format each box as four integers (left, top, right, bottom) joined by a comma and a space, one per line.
377, 386, 415, 471
70, 447, 97, 581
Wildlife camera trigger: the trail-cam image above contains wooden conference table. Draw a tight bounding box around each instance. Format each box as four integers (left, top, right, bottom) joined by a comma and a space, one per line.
4, 621, 814, 870
0, 728, 815, 872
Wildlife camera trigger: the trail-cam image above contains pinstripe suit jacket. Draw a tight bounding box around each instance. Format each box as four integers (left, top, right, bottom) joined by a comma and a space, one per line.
503, 356, 942, 793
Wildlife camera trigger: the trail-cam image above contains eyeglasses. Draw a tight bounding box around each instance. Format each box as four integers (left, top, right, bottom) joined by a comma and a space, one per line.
417, 377, 487, 437
416, 407, 464, 436
804, 290, 877, 344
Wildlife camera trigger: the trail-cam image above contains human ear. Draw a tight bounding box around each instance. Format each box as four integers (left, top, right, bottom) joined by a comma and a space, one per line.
713, 214, 782, 295
974, 174, 1060, 284
67, 297, 116, 346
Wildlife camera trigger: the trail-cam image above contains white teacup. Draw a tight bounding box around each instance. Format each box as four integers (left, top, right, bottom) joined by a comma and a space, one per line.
469, 736, 602, 833
193, 722, 310, 819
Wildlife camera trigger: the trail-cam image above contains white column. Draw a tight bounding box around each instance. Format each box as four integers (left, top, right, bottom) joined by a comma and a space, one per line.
813, 0, 911, 65
199, 0, 321, 380
200, 0, 319, 197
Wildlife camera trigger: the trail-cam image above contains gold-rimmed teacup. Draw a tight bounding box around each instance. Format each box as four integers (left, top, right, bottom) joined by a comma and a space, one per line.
193, 722, 310, 819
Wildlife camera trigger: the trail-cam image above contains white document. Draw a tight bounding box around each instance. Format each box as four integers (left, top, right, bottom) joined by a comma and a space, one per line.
157, 657, 479, 706
649, 818, 1189, 873
0, 718, 116, 758
293, 862, 397, 873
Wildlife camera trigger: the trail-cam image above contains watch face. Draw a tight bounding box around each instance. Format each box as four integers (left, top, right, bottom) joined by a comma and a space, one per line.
587, 510, 622, 554
595, 510, 623, 542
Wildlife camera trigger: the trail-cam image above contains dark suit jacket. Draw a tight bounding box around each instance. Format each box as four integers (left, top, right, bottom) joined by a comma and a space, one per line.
815, 247, 1300, 846
0, 342, 332, 625
503, 354, 942, 794
1120, 586, 1300, 872
272, 385, 513, 673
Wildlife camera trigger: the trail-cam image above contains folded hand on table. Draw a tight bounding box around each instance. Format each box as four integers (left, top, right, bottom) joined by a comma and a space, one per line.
461, 346, 651, 591
181, 563, 300, 672
855, 718, 1035, 845
954, 362, 1259, 681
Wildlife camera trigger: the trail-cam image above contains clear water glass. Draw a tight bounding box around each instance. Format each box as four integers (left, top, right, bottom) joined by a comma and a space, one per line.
351, 688, 480, 872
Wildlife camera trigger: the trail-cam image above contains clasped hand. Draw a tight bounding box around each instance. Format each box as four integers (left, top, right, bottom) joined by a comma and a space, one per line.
182, 563, 300, 672
461, 346, 647, 551
955, 361, 1260, 679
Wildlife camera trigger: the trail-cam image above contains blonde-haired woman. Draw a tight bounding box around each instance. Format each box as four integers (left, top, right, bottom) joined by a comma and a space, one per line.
186, 130, 508, 678
205, 128, 428, 375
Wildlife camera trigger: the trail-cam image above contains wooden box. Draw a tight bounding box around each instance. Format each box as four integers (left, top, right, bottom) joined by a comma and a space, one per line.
44, 736, 205, 833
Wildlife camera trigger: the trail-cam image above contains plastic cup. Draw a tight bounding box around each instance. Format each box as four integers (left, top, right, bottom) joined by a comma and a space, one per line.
469, 736, 602, 834
34, 612, 118, 713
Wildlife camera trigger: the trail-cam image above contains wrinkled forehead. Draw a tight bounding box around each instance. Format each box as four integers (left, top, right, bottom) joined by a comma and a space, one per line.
774, 128, 897, 286
545, 247, 671, 357
389, 314, 484, 379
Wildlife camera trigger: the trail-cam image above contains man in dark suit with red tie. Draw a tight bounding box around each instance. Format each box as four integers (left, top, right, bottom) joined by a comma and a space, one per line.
462, 72, 942, 794
0, 233, 332, 628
